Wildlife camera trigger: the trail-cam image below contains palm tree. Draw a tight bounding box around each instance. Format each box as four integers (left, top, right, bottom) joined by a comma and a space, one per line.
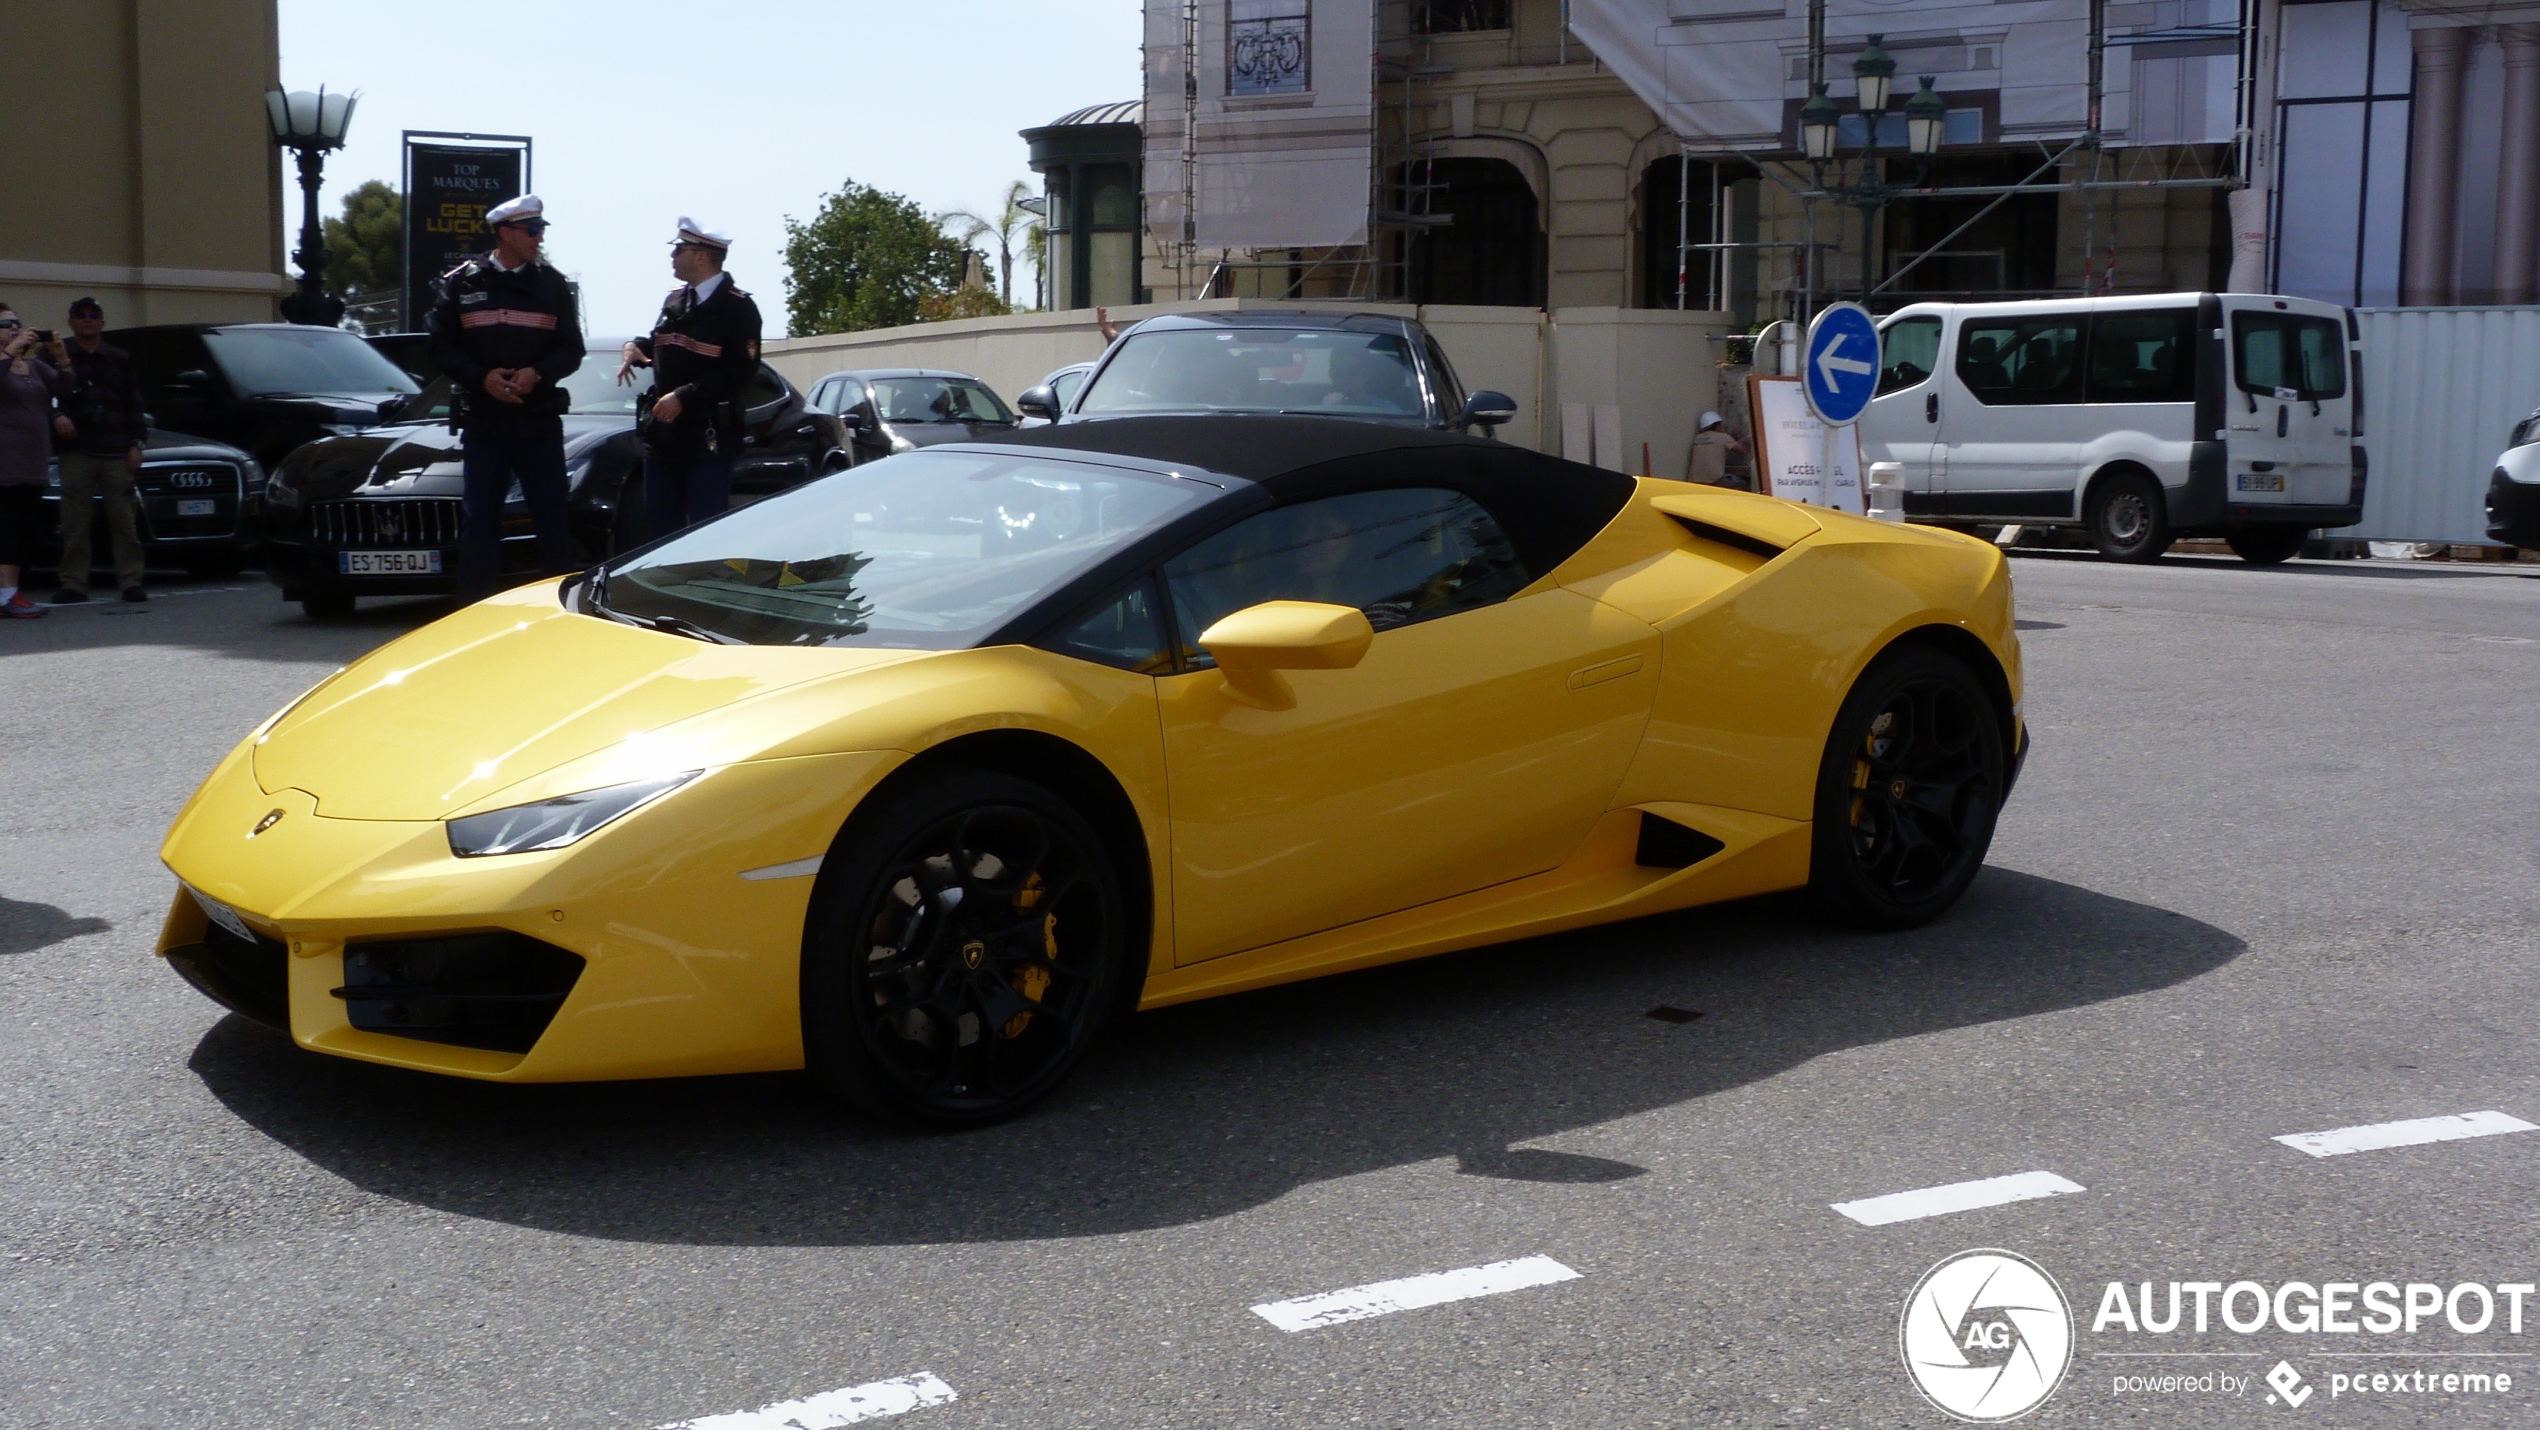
937, 180, 1041, 310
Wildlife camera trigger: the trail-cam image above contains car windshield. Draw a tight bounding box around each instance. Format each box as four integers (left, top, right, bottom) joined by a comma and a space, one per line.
871, 377, 1013, 425
402, 344, 650, 421
1076, 328, 1428, 419
597, 449, 1213, 648
203, 327, 419, 396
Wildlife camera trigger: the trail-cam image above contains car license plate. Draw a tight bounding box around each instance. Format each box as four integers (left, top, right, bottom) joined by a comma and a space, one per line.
339, 549, 442, 575
176, 499, 216, 517
2236, 472, 2286, 493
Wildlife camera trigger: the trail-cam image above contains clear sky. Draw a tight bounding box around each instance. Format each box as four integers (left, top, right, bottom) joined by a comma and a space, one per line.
277, 0, 1143, 336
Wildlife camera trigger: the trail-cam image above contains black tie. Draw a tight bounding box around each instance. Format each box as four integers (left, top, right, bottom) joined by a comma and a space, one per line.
680, 284, 698, 314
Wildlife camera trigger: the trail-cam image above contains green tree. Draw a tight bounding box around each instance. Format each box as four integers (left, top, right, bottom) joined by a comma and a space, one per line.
322, 179, 402, 300
782, 180, 969, 336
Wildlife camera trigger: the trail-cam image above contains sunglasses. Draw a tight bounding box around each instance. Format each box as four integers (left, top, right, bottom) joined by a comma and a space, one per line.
501, 220, 551, 235
0, 318, 20, 330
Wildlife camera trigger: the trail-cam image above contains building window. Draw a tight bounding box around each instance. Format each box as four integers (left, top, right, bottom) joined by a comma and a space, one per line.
1405, 158, 1544, 307
1415, 0, 1510, 33
1230, 0, 1311, 96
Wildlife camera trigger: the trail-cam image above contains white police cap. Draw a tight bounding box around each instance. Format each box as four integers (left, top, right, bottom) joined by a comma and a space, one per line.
485, 194, 546, 226
673, 216, 731, 251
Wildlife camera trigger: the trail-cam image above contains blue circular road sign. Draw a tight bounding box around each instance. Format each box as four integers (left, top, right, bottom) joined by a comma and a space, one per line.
1803, 302, 1882, 426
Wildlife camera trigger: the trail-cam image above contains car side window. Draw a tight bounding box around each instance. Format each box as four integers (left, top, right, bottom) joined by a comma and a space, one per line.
1050, 370, 1086, 407
1955, 316, 2083, 405
1877, 317, 1942, 395
1046, 580, 1171, 674
741, 365, 789, 413
1161, 487, 1529, 669
2085, 309, 2196, 403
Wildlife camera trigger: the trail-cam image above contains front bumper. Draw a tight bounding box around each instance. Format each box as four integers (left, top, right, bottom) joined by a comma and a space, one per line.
158, 742, 903, 1080
2488, 469, 2540, 549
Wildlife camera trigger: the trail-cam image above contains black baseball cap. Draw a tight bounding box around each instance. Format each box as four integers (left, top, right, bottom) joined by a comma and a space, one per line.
67, 296, 103, 317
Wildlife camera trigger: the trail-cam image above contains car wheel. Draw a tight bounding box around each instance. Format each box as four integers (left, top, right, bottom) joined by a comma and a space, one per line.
803, 767, 1128, 1129
1807, 646, 2006, 930
300, 587, 355, 620
2225, 525, 2309, 565
2086, 471, 2173, 562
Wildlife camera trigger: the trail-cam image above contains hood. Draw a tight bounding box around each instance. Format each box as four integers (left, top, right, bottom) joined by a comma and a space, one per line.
886, 419, 1017, 449
246, 391, 415, 426
142, 429, 255, 462
251, 596, 919, 820
283, 416, 628, 501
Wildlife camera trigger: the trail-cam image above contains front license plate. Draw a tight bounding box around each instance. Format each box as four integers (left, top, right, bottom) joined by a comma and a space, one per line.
2236, 472, 2286, 493
176, 499, 216, 517
338, 549, 443, 575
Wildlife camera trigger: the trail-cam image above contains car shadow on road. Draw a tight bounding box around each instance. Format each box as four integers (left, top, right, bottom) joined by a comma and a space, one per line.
187, 866, 2241, 1247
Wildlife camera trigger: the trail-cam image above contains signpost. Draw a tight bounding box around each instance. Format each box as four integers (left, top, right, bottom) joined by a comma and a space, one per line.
400, 131, 531, 331
1746, 301, 1881, 515
1802, 301, 1880, 427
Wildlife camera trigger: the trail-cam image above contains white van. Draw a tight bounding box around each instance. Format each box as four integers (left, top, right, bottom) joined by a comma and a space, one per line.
1858, 292, 2364, 563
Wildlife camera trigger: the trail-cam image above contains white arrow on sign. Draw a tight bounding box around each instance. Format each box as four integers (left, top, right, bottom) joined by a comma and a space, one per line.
1816, 335, 1876, 387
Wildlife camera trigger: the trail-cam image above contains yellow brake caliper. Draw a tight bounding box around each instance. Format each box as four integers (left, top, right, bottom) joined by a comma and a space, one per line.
1002, 873, 1055, 1038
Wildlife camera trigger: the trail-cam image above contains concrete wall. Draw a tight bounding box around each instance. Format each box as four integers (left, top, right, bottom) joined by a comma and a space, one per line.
1, 0, 288, 326
763, 298, 1731, 467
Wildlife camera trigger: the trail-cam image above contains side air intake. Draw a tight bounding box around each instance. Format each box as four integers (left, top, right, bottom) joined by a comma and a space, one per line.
1635, 813, 1726, 869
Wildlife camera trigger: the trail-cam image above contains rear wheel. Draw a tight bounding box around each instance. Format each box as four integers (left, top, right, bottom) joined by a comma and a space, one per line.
299, 586, 354, 620
803, 768, 1128, 1129
2086, 471, 2173, 562
1808, 647, 2006, 929
2225, 525, 2309, 565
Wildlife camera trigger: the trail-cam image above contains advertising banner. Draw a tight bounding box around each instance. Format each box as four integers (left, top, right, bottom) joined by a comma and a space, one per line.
401, 137, 529, 329
1748, 375, 1863, 514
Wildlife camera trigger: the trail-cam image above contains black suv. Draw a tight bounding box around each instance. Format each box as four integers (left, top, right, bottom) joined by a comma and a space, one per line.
106, 322, 419, 470
262, 343, 848, 618
1017, 310, 1515, 433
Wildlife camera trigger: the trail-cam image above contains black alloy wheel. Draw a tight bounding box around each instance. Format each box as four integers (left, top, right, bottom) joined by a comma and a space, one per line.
2225, 525, 2310, 565
1808, 647, 2006, 929
2086, 471, 2174, 562
804, 768, 1127, 1128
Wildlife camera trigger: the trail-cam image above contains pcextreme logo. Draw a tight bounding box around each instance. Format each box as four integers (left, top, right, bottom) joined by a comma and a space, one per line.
1901, 1249, 2075, 1422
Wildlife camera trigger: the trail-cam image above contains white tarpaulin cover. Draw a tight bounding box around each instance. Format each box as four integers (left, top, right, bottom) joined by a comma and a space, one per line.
1144, 0, 1376, 249
1565, 0, 2238, 151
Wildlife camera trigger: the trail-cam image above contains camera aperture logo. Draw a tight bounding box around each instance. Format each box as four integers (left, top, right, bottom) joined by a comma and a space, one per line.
1902, 1249, 2075, 1422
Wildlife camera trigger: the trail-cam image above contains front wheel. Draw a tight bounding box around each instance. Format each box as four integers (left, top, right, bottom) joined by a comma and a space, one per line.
2086, 471, 2173, 562
1808, 647, 2006, 929
2225, 525, 2309, 565
803, 768, 1128, 1129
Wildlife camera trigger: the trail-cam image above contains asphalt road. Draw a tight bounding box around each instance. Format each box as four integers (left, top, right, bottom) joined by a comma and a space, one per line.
4, 552, 2537, 1429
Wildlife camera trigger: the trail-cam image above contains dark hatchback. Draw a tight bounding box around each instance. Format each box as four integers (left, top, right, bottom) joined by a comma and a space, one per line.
104, 322, 420, 470
262, 345, 848, 618
41, 427, 264, 579
805, 368, 1019, 464
1018, 310, 1514, 434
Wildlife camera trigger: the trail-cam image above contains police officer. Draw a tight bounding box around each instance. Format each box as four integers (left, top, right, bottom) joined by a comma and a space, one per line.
616, 217, 760, 541
428, 193, 585, 601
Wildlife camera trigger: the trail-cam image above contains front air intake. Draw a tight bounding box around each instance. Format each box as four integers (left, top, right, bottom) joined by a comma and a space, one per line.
333, 932, 585, 1054
1635, 813, 1726, 869
165, 922, 291, 1031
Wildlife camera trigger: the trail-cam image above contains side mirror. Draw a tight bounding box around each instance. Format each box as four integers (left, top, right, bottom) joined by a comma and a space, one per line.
168, 369, 214, 393
1197, 600, 1374, 710
841, 410, 868, 431
1016, 385, 1059, 421
1457, 390, 1517, 433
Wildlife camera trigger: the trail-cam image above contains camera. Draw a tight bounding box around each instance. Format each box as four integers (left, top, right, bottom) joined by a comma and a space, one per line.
32, 329, 54, 344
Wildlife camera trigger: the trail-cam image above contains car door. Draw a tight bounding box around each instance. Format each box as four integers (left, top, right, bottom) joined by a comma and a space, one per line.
1153, 485, 1660, 965
727, 365, 809, 501
1864, 312, 1946, 509
125, 329, 226, 446
2222, 304, 2352, 509
1943, 309, 2086, 518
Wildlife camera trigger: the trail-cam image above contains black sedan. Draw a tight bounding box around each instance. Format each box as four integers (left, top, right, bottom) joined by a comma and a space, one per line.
1015, 310, 1516, 434
804, 368, 1018, 464
104, 322, 419, 470
262, 346, 848, 618
41, 428, 263, 579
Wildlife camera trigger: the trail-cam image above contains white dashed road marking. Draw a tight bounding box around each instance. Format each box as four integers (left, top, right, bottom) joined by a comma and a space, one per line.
2274, 1110, 2537, 1158
656, 1372, 957, 1430
1251, 1254, 1581, 1332
1831, 1170, 2086, 1227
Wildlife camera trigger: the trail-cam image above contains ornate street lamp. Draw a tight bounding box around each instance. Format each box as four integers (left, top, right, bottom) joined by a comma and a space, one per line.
1800, 83, 1840, 162
264, 85, 358, 326
1905, 76, 1948, 157
1852, 34, 1896, 115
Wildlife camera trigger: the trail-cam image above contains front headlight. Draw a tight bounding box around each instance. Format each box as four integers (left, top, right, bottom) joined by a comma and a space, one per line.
888, 430, 917, 454
445, 772, 700, 858
265, 471, 300, 507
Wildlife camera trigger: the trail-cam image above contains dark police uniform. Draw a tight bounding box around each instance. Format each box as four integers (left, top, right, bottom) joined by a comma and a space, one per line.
632, 272, 760, 540
426, 237, 585, 600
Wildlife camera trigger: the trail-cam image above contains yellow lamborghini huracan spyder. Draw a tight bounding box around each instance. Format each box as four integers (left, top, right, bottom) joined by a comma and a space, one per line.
160, 416, 2024, 1126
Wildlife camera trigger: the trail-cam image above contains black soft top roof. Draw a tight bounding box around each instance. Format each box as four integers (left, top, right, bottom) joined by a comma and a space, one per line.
980, 415, 1635, 580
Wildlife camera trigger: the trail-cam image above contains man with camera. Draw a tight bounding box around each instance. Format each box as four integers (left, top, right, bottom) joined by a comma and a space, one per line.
49, 297, 148, 605
427, 193, 585, 602
615, 217, 760, 541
